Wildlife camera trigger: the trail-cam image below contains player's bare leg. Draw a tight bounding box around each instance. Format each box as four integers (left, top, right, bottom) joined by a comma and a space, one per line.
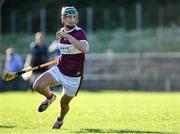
33, 72, 59, 112
52, 94, 73, 129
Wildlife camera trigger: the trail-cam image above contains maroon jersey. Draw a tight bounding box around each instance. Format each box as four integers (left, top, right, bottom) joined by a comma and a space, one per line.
57, 26, 88, 77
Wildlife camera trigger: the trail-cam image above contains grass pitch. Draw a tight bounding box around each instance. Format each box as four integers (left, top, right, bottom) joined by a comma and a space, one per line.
0, 91, 180, 133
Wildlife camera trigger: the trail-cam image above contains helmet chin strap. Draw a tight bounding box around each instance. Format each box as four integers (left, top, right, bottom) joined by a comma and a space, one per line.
65, 25, 75, 30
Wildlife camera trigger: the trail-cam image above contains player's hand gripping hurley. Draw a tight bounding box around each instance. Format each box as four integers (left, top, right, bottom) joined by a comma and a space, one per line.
1, 60, 57, 81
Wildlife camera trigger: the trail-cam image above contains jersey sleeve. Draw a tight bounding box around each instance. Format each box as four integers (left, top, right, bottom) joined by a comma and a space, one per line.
76, 29, 88, 41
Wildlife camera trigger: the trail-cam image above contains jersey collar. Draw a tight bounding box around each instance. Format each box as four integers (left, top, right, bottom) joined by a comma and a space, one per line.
63, 25, 78, 33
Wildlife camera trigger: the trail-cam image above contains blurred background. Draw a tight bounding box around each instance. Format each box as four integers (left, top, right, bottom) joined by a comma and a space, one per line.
1, 0, 180, 91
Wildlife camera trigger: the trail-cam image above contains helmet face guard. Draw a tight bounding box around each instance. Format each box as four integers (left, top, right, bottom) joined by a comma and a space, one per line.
61, 7, 79, 28
61, 7, 78, 17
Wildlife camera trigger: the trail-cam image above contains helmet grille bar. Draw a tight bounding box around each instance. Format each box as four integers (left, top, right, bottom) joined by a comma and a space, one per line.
61, 7, 78, 16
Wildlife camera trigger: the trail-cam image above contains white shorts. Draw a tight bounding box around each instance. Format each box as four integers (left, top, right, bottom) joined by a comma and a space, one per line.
47, 66, 82, 97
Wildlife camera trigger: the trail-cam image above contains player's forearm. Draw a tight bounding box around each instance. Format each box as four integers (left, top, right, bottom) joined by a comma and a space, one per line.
68, 35, 89, 53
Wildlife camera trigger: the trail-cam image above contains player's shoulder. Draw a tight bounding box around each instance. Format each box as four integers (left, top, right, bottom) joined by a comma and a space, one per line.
74, 25, 82, 31
75, 26, 85, 31
74, 26, 87, 35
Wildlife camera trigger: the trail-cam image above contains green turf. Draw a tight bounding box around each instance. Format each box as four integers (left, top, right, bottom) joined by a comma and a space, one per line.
0, 91, 180, 133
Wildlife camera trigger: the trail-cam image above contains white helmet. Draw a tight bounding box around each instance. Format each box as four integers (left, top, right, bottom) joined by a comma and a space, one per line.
61, 6, 78, 16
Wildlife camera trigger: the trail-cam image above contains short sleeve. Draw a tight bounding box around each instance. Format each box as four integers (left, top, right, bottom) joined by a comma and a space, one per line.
76, 29, 88, 41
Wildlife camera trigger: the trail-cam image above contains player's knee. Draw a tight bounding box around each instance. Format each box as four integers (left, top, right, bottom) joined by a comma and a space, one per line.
33, 81, 43, 91
32, 82, 38, 91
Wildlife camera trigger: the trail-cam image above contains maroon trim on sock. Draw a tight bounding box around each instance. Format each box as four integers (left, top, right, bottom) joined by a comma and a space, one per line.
57, 117, 63, 122
47, 93, 53, 100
